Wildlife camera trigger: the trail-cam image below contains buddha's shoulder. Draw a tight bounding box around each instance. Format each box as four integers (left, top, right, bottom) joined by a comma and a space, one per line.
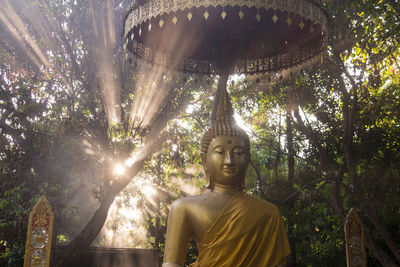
170, 194, 210, 210
242, 193, 281, 216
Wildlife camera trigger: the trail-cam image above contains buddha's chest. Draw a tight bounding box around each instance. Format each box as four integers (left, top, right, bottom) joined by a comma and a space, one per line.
187, 194, 233, 241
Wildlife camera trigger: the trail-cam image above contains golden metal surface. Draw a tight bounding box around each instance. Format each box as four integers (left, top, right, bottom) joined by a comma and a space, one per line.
163, 86, 289, 266
24, 196, 54, 267
163, 135, 248, 266
345, 208, 367, 267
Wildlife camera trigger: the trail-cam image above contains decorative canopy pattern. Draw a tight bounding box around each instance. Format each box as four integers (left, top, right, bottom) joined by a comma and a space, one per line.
124, 0, 328, 75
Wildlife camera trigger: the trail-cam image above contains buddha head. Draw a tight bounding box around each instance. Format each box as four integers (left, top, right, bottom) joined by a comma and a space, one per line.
200, 86, 250, 189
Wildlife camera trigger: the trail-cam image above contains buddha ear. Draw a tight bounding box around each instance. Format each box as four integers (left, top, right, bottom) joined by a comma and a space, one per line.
201, 153, 212, 189
205, 172, 212, 189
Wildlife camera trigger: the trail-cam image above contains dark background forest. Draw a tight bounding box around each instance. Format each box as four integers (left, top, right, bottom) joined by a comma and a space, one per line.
0, 0, 399, 266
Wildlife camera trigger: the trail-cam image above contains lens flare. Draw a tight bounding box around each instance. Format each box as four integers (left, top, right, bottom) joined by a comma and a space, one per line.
114, 163, 125, 176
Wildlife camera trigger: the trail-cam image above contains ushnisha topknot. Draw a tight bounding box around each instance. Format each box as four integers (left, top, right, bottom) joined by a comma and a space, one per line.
200, 85, 250, 157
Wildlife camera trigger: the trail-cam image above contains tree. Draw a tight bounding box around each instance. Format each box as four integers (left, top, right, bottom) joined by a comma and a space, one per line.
1, 0, 400, 266
227, 1, 400, 266
0, 0, 211, 265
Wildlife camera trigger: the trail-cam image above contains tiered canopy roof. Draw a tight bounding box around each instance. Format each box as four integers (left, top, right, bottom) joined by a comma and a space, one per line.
124, 0, 328, 75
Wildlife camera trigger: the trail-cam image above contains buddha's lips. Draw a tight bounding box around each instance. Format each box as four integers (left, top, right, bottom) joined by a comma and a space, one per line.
223, 167, 236, 173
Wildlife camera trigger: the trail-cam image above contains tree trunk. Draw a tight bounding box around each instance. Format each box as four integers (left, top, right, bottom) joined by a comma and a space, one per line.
55, 156, 148, 267
330, 181, 399, 267
274, 110, 282, 181
154, 193, 161, 250
54, 81, 195, 266
286, 111, 297, 267
292, 102, 400, 266
338, 64, 400, 264
250, 159, 266, 197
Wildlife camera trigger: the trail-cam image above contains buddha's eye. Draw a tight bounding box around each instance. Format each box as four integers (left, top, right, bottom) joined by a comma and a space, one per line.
233, 148, 244, 155
214, 148, 224, 154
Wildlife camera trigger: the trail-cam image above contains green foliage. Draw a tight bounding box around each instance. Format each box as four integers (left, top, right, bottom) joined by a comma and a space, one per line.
1, 0, 400, 266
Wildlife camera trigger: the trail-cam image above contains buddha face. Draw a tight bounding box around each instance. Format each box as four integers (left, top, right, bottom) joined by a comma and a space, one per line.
204, 135, 249, 188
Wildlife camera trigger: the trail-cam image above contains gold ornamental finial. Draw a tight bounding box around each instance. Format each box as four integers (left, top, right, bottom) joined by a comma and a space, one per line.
213, 83, 235, 128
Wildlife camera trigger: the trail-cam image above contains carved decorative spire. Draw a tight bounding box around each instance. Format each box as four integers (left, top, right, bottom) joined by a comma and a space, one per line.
213, 83, 235, 127
209, 73, 235, 128
201, 74, 249, 159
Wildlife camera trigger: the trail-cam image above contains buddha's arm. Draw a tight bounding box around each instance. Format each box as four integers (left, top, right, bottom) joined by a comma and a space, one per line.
163, 199, 192, 267
162, 263, 182, 267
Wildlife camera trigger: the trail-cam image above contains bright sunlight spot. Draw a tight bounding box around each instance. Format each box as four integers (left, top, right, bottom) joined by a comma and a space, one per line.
114, 163, 125, 176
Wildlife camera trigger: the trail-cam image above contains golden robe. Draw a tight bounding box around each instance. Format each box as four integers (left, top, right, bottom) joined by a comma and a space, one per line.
191, 192, 290, 267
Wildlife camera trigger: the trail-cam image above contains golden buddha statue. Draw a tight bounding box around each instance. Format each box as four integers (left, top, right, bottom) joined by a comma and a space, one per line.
163, 87, 290, 267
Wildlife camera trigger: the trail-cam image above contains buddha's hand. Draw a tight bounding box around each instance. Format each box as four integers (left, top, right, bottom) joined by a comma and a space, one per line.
162, 263, 183, 267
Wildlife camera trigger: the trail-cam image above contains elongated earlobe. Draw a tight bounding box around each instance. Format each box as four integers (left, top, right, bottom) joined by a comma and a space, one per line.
201, 153, 212, 189
205, 171, 212, 189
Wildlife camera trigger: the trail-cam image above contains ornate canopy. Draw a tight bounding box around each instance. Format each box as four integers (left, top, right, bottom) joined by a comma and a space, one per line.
124, 0, 328, 75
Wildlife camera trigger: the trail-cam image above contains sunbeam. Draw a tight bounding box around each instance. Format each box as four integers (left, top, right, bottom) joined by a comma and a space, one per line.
2, 0, 50, 66
98, 163, 205, 247
0, 10, 42, 69
97, 175, 159, 248
98, 53, 121, 125
91, 0, 121, 126
0, 0, 72, 93
171, 176, 202, 196
129, 65, 171, 129
106, 0, 115, 49
1, 0, 203, 250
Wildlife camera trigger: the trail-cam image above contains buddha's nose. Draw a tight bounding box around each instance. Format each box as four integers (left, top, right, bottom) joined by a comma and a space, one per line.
224, 151, 233, 164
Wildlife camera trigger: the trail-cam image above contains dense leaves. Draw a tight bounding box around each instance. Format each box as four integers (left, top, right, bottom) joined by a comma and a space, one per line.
1, 0, 400, 266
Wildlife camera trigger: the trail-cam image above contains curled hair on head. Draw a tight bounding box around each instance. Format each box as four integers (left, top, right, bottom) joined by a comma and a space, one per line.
200, 85, 250, 189
200, 126, 250, 157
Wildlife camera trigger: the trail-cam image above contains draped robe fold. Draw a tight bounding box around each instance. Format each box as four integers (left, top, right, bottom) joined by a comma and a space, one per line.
191, 192, 291, 267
